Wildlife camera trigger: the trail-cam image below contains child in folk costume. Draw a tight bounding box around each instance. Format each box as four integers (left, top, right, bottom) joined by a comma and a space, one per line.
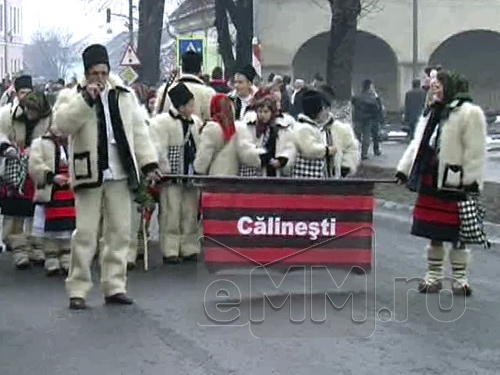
150, 82, 203, 264
238, 87, 296, 177
291, 89, 336, 179
317, 86, 360, 177
193, 94, 242, 176
29, 122, 75, 277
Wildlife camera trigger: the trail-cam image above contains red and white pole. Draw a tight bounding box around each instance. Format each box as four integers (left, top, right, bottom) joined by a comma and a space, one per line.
252, 37, 262, 78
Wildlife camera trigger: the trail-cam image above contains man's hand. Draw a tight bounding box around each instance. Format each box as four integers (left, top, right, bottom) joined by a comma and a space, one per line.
54, 174, 69, 186
146, 169, 163, 184
86, 83, 102, 100
4, 146, 18, 159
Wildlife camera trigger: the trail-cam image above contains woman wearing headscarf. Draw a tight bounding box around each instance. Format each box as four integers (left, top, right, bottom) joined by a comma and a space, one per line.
396, 71, 487, 296
238, 87, 296, 177
29, 118, 74, 277
0, 90, 52, 269
193, 93, 240, 175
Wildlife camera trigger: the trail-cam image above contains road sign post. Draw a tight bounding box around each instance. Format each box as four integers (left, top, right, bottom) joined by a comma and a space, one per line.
119, 44, 141, 86
176, 37, 205, 71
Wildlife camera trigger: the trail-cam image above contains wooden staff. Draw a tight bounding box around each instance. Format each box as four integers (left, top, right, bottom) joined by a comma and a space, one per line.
142, 209, 149, 272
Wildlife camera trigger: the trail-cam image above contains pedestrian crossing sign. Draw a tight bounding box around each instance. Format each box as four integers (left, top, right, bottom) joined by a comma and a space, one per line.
176, 37, 205, 69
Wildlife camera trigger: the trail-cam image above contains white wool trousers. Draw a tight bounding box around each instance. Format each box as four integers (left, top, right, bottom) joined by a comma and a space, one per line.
66, 180, 131, 299
159, 185, 201, 258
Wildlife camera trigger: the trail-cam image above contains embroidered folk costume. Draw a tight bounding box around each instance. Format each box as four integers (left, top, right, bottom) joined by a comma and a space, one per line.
150, 82, 203, 264
54, 44, 159, 309
238, 87, 296, 177
29, 127, 75, 276
0, 87, 51, 268
291, 89, 336, 179
396, 71, 486, 296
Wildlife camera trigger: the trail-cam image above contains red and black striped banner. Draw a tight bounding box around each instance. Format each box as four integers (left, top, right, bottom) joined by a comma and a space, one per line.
201, 178, 374, 271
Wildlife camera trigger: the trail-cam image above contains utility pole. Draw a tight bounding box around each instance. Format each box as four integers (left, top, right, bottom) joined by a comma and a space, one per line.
128, 0, 134, 46
412, 0, 419, 79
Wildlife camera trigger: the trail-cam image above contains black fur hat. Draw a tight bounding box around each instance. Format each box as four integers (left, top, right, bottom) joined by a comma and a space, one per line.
14, 75, 33, 91
181, 51, 202, 74
236, 64, 257, 83
168, 82, 194, 109
302, 89, 324, 119
82, 44, 110, 72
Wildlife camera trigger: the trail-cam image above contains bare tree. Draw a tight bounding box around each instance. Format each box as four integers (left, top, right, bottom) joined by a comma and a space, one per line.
24, 28, 80, 80
215, 0, 253, 79
81, 0, 180, 85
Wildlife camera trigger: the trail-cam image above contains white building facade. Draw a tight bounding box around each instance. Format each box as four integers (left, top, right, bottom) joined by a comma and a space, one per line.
0, 0, 23, 79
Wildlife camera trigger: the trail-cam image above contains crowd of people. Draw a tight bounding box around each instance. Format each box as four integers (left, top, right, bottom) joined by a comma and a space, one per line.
0, 43, 487, 309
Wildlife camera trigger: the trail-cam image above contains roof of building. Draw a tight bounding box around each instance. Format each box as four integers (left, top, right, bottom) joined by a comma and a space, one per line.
169, 0, 215, 22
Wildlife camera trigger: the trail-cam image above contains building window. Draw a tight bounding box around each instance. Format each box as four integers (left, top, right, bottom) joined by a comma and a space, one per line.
16, 8, 19, 35
0, 5, 3, 32
13, 7, 16, 35
9, 7, 12, 34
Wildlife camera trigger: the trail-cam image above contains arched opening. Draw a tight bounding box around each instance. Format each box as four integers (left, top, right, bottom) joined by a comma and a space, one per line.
429, 30, 500, 110
292, 31, 399, 110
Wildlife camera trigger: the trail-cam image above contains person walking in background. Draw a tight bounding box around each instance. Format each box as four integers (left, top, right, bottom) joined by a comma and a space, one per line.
209, 66, 231, 94
371, 83, 385, 156
404, 79, 427, 140
290, 79, 305, 119
351, 79, 381, 160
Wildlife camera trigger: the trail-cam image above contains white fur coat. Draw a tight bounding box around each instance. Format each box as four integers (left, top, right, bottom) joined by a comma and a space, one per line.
397, 101, 487, 190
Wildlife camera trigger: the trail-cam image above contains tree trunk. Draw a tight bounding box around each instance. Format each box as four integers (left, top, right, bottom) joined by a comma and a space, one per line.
234, 0, 253, 69
326, 0, 361, 102
215, 0, 236, 79
137, 0, 165, 85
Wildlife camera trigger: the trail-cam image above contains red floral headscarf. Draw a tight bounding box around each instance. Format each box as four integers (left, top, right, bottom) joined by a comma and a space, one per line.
210, 93, 236, 142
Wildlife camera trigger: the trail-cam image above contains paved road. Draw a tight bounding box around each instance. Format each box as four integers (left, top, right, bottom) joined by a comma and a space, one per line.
1, 213, 499, 375
364, 141, 500, 183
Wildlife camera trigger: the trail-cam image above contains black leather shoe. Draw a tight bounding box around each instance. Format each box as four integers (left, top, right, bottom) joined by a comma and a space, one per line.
46, 268, 60, 277
163, 256, 180, 264
127, 262, 136, 271
105, 293, 134, 305
69, 298, 87, 310
182, 254, 198, 262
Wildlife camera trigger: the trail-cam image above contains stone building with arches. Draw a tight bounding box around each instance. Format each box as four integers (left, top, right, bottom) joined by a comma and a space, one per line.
171, 0, 500, 111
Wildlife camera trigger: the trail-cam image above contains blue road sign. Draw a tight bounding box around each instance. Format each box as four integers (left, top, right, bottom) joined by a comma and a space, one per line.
177, 37, 205, 66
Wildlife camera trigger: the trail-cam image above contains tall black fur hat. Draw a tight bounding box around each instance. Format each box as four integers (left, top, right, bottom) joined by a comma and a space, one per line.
181, 51, 203, 74
14, 75, 33, 91
168, 82, 194, 109
302, 89, 324, 119
236, 64, 257, 83
82, 44, 110, 72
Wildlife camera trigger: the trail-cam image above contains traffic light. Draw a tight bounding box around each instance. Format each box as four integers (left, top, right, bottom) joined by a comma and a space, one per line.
106, 8, 111, 23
